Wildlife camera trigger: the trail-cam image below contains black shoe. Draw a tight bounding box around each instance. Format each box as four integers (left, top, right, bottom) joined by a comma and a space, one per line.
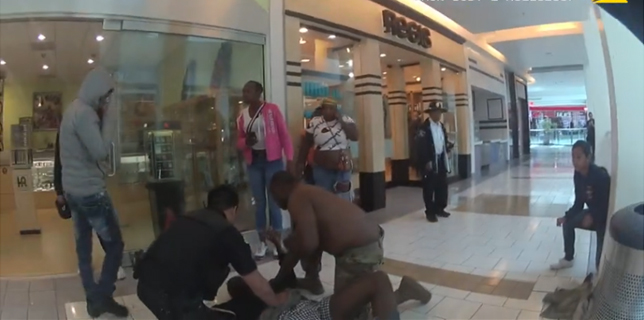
436, 210, 451, 218
87, 298, 129, 318
425, 213, 438, 223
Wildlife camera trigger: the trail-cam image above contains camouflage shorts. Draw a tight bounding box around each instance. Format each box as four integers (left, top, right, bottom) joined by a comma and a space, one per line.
334, 227, 384, 320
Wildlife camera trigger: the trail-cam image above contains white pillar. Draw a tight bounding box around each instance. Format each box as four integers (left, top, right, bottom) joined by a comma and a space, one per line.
353, 38, 385, 211
386, 66, 410, 184
420, 59, 442, 115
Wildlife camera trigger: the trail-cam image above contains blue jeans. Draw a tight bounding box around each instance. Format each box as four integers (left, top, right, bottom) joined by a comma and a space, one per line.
247, 153, 284, 239
563, 210, 605, 269
312, 166, 352, 201
66, 191, 124, 302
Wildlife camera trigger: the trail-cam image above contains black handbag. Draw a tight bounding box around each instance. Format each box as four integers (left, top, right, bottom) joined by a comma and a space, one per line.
55, 200, 71, 219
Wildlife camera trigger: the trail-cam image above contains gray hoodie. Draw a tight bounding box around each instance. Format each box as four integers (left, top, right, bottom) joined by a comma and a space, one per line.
59, 68, 114, 197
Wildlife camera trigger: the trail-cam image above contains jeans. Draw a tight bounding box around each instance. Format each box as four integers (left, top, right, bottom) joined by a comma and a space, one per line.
247, 152, 284, 238
312, 166, 352, 201
563, 210, 606, 269
66, 191, 124, 302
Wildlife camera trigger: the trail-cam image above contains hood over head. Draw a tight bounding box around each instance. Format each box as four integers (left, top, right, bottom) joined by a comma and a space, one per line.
77, 67, 114, 110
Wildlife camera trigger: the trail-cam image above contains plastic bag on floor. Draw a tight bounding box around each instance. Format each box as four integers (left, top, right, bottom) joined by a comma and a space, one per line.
541, 274, 594, 320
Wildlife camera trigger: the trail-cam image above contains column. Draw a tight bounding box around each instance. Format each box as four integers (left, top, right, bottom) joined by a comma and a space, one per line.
284, 16, 304, 152
386, 66, 409, 185
353, 39, 386, 212
420, 59, 442, 116
454, 72, 473, 179
313, 39, 330, 72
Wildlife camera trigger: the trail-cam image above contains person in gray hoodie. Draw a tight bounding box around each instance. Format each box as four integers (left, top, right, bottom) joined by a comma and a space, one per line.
59, 68, 128, 318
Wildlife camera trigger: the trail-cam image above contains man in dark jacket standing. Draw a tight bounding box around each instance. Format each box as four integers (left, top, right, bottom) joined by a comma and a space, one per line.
414, 102, 454, 223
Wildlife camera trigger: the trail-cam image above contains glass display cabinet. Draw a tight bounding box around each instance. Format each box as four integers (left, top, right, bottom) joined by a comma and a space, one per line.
143, 122, 183, 181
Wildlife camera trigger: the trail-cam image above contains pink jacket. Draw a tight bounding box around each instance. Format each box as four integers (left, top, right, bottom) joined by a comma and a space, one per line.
236, 102, 293, 164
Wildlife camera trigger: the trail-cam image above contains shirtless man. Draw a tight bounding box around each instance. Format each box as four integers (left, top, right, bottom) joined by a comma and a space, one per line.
269, 171, 429, 319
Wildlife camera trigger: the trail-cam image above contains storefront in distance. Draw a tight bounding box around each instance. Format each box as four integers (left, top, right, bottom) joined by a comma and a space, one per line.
283, 0, 475, 211
0, 0, 283, 277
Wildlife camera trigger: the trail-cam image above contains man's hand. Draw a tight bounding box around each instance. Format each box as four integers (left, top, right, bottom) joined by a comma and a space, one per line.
275, 291, 290, 305
556, 217, 566, 227
581, 214, 594, 229
56, 195, 66, 205
425, 161, 433, 172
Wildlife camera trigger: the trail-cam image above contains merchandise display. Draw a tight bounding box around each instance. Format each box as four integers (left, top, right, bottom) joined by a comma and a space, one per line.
32, 159, 55, 192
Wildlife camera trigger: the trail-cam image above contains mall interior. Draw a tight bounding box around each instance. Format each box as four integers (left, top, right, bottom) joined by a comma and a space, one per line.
0, 0, 641, 319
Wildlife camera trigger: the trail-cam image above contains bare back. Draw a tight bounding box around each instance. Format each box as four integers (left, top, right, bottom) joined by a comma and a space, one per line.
289, 184, 381, 256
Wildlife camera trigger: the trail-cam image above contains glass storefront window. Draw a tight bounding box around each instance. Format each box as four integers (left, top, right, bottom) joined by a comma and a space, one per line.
0, 19, 264, 259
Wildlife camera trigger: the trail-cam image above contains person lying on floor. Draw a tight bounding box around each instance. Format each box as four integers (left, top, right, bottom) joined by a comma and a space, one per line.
216, 229, 432, 320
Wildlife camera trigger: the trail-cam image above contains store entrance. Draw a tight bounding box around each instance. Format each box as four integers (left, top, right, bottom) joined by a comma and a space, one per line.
0, 18, 264, 276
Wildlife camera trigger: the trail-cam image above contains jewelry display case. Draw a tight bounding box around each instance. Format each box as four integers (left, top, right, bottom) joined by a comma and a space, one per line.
32, 158, 55, 192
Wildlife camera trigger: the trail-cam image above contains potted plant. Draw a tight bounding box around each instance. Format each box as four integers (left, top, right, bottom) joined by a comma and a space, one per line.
542, 118, 555, 145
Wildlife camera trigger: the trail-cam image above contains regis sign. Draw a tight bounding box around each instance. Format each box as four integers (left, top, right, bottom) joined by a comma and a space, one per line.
382, 9, 432, 49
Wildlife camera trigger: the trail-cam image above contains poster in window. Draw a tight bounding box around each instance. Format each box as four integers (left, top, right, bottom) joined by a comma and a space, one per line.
32, 92, 63, 130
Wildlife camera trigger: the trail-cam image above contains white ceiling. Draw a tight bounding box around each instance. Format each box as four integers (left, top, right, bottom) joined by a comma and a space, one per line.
528, 69, 587, 106
492, 34, 587, 71
423, 1, 592, 33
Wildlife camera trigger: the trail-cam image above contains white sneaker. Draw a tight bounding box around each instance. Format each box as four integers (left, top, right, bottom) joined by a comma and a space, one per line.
117, 267, 127, 280
550, 258, 574, 270
254, 242, 267, 259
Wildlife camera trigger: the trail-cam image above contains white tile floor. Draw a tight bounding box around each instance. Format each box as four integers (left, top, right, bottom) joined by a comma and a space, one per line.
59, 148, 591, 319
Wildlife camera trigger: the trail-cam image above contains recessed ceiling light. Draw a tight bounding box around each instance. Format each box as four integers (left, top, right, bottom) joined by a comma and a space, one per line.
299, 38, 306, 44
299, 27, 308, 33
441, 67, 446, 72
87, 58, 94, 64
382, 71, 387, 75
37, 34, 46, 41
349, 72, 354, 78
416, 77, 421, 81
397, 59, 402, 62
339, 64, 345, 68
328, 34, 336, 39
380, 53, 386, 58
42, 64, 49, 70
347, 60, 353, 67
346, 48, 351, 53
96, 35, 105, 42
301, 58, 310, 62
0, 59, 5, 65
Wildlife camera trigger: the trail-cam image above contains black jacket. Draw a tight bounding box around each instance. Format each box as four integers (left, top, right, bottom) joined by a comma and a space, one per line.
413, 119, 453, 173
54, 131, 63, 196
566, 164, 611, 228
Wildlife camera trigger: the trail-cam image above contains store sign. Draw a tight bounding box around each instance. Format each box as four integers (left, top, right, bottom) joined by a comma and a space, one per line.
382, 10, 432, 49
16, 175, 29, 191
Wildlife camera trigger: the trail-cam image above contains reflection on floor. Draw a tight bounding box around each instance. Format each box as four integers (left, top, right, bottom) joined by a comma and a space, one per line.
0, 146, 595, 319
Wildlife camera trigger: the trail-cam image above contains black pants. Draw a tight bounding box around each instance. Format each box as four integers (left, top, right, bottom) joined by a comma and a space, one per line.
422, 155, 448, 215
563, 210, 605, 269
137, 282, 232, 320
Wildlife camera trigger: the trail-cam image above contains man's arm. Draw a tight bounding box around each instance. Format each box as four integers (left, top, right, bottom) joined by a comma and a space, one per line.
589, 169, 611, 227
53, 131, 63, 196
565, 173, 585, 217
75, 108, 110, 162
221, 228, 284, 307
288, 197, 319, 256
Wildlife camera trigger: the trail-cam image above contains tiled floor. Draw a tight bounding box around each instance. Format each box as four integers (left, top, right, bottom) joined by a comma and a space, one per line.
0, 146, 595, 319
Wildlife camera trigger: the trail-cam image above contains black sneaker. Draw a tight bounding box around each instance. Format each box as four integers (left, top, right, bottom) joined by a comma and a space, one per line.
426, 213, 438, 223
436, 210, 451, 218
87, 298, 129, 318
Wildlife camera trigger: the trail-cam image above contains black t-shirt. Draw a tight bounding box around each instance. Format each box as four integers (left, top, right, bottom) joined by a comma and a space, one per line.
138, 212, 257, 298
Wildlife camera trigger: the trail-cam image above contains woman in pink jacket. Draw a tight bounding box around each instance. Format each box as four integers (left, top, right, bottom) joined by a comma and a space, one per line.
236, 81, 294, 259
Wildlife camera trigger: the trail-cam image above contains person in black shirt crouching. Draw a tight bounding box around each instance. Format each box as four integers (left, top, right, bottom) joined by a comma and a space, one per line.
550, 140, 611, 271
134, 185, 288, 320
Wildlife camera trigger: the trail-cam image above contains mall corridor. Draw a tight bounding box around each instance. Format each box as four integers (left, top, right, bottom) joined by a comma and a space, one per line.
0, 146, 594, 320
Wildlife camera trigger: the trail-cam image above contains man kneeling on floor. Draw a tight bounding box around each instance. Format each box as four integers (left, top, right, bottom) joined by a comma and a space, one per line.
134, 185, 287, 320
267, 171, 431, 320
217, 229, 431, 320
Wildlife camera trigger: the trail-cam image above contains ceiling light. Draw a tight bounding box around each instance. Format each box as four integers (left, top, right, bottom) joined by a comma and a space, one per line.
347, 59, 353, 67
382, 71, 387, 75
441, 67, 446, 72
328, 34, 336, 39
349, 72, 354, 78
339, 64, 345, 68
0, 59, 5, 65
301, 58, 310, 62
346, 48, 351, 53
87, 58, 94, 64
299, 38, 306, 44
299, 27, 308, 33
96, 35, 105, 42
397, 59, 402, 62
416, 77, 421, 81
380, 53, 386, 58
37, 34, 46, 41
42, 64, 49, 70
